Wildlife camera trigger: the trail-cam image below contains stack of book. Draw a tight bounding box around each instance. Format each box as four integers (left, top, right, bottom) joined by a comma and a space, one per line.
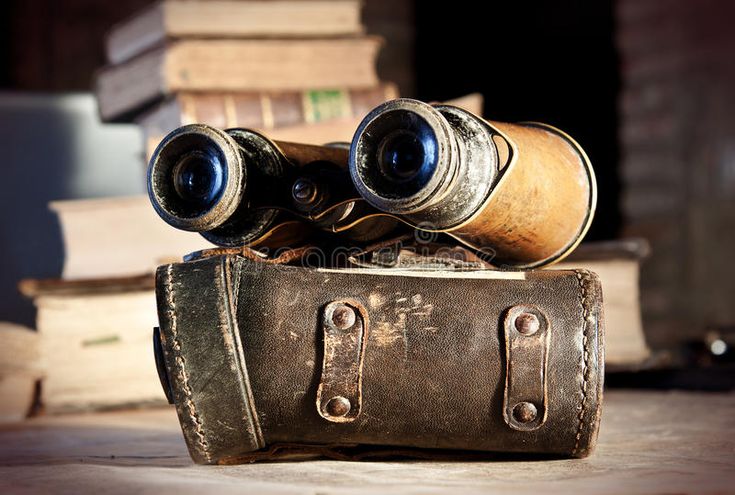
16, 2, 486, 416
19, 272, 162, 413
94, 0, 398, 158
18, 194, 204, 413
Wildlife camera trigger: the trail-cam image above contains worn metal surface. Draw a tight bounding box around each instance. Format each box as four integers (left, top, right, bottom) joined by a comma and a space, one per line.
350, 100, 497, 229
456, 120, 596, 268
148, 124, 245, 233
512, 401, 538, 424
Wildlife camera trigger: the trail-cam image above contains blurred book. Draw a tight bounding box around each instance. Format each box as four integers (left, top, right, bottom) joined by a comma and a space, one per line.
106, 0, 364, 64
50, 196, 211, 280
0, 323, 42, 423
553, 238, 651, 369
95, 0, 402, 164
138, 84, 398, 157
261, 92, 484, 143
19, 276, 163, 413
140, 90, 482, 158
0, 93, 145, 331
95, 38, 383, 121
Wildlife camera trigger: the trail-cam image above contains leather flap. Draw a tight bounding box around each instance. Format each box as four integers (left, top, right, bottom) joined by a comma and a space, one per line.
155, 256, 265, 464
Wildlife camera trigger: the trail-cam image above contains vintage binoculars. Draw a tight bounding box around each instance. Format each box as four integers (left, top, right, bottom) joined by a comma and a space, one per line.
148, 98, 596, 268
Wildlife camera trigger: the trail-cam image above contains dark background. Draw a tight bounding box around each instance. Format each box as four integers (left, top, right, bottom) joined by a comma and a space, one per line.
415, 1, 620, 241
1, 0, 734, 349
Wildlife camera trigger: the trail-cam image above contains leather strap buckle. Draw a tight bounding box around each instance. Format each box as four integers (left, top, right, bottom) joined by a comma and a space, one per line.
317, 300, 368, 423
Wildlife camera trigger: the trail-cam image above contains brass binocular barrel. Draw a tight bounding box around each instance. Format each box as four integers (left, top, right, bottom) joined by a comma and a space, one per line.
148, 124, 394, 247
349, 98, 597, 268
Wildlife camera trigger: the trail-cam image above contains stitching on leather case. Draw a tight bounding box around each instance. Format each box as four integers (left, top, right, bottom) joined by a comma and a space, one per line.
231, 256, 242, 304
572, 269, 592, 456
166, 264, 211, 461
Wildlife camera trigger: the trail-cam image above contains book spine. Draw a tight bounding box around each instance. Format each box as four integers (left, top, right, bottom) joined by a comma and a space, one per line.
140, 84, 398, 158
177, 84, 398, 130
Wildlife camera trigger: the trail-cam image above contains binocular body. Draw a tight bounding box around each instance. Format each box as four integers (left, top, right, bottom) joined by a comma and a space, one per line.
148, 99, 596, 268
349, 99, 596, 268
471, 120, 595, 267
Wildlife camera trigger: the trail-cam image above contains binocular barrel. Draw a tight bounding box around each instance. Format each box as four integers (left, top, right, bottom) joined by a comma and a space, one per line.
148, 124, 373, 247
148, 99, 596, 268
349, 99, 597, 268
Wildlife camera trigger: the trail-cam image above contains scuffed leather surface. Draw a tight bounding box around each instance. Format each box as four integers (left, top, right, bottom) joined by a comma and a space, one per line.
155, 260, 264, 464
155, 255, 604, 464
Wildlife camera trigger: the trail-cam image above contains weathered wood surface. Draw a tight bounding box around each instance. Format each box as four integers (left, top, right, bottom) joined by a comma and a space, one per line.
1, 390, 733, 494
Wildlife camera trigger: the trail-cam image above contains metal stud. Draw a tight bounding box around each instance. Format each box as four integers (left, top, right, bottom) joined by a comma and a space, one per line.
512, 401, 538, 424
292, 177, 318, 205
515, 312, 540, 336
325, 396, 351, 417
331, 304, 356, 330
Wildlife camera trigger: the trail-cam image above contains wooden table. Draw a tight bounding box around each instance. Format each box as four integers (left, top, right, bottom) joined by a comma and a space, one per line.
1, 390, 733, 494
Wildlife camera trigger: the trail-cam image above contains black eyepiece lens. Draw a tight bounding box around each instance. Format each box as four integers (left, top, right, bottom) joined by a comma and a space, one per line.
352, 107, 439, 202
379, 131, 426, 182
172, 150, 224, 209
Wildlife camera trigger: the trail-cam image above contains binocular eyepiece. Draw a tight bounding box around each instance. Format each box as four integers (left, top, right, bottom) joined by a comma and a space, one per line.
149, 125, 291, 247
350, 99, 498, 225
149, 125, 240, 232
149, 123, 396, 248
351, 101, 444, 207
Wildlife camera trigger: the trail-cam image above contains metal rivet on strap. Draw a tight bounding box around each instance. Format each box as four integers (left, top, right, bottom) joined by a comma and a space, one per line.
512, 401, 538, 424
317, 300, 367, 423
503, 305, 550, 431
331, 304, 356, 330
514, 312, 540, 336
325, 396, 352, 417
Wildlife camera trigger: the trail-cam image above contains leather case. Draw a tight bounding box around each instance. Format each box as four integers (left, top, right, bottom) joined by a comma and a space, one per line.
154, 253, 604, 464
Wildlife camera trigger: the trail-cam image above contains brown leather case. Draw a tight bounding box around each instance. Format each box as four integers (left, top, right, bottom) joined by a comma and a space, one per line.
154, 254, 604, 464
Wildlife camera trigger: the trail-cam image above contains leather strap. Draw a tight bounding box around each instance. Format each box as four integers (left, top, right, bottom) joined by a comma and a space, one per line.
316, 300, 368, 423
502, 304, 550, 431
